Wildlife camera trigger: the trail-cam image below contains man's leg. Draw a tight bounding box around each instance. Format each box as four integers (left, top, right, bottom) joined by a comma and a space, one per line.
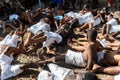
93, 64, 120, 75
106, 24, 111, 34
102, 24, 107, 35
23, 32, 34, 47
31, 31, 44, 39
75, 23, 89, 31
88, 22, 93, 29
111, 31, 120, 37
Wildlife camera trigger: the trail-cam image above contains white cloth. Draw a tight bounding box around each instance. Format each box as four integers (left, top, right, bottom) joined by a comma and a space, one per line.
78, 12, 93, 25
65, 11, 75, 18
9, 14, 19, 21
65, 50, 86, 67
43, 31, 62, 47
0, 52, 23, 80
97, 39, 108, 48
0, 24, 2, 28
90, 17, 101, 27
106, 18, 118, 26
38, 63, 74, 80
65, 12, 83, 18
28, 21, 51, 34
115, 73, 120, 80
48, 63, 74, 80
0, 34, 18, 47
38, 70, 54, 80
109, 25, 120, 33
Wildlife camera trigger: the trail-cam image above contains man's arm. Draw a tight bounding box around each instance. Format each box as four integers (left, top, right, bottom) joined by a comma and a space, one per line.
67, 39, 85, 52
85, 45, 94, 70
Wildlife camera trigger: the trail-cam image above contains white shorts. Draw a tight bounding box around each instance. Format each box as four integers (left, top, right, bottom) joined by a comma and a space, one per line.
43, 31, 62, 47
106, 18, 118, 26
109, 25, 120, 33
38, 70, 54, 80
97, 39, 108, 48
115, 73, 120, 80
1, 65, 23, 80
0, 35, 18, 47
90, 17, 101, 27
28, 21, 51, 34
65, 50, 86, 67
48, 63, 74, 80
7, 35, 18, 47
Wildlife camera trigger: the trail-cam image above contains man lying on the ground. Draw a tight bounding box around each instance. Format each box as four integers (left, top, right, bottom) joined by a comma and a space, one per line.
70, 33, 120, 51
102, 14, 118, 35
37, 63, 99, 80
38, 63, 74, 80
75, 10, 106, 31
0, 44, 37, 80
23, 30, 62, 55
27, 16, 51, 34
0, 30, 19, 47
0, 20, 17, 33
92, 48, 120, 75
41, 29, 100, 70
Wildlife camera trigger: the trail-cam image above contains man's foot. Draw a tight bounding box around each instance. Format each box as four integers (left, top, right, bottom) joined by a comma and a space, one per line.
74, 28, 81, 32
46, 57, 55, 63
46, 50, 56, 56
92, 64, 101, 73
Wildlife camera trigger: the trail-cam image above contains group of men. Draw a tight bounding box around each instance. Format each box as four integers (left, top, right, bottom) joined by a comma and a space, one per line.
0, 3, 120, 80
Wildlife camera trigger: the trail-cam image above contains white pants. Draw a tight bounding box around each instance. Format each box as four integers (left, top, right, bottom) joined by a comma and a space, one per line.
65, 50, 86, 67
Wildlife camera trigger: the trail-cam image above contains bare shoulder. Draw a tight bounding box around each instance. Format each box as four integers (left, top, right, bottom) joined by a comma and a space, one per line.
87, 43, 94, 48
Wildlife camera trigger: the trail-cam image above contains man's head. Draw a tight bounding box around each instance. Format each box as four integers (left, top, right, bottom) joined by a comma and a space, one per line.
65, 72, 99, 80
107, 14, 113, 21
43, 16, 51, 24
87, 29, 97, 42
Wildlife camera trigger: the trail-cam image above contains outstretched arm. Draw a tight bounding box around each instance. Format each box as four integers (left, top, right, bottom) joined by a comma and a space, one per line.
67, 39, 85, 52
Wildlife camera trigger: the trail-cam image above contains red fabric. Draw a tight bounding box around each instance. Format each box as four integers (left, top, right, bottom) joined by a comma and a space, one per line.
107, 0, 114, 6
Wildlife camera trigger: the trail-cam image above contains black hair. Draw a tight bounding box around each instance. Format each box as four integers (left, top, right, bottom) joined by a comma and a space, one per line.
87, 29, 97, 42
82, 72, 98, 80
12, 19, 20, 27
109, 14, 113, 18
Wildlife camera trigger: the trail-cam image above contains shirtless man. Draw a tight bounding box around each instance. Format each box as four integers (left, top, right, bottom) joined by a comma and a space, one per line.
102, 14, 118, 35
92, 46, 120, 75
43, 29, 101, 70
75, 10, 105, 31
0, 44, 36, 80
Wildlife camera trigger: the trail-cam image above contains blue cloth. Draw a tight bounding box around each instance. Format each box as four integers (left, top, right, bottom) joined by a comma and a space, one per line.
52, 0, 63, 4
54, 15, 63, 20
